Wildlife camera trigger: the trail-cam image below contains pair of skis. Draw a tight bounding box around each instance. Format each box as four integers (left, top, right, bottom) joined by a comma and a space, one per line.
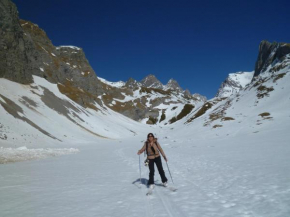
146, 185, 177, 196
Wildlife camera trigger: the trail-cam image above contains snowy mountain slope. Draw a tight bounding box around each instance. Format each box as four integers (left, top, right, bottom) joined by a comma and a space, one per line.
181, 49, 290, 140
216, 71, 254, 98
0, 75, 149, 149
97, 74, 206, 125
182, 69, 290, 137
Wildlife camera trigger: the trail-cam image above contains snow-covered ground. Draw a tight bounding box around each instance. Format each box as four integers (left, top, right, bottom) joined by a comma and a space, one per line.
0, 146, 79, 164
0, 122, 290, 217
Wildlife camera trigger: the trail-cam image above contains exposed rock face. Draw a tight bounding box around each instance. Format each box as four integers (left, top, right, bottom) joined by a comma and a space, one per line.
254, 40, 290, 78
140, 74, 163, 89
216, 71, 253, 98
20, 21, 104, 105
125, 78, 141, 89
183, 89, 192, 98
165, 79, 182, 91
192, 93, 207, 102
0, 0, 33, 84
56, 46, 103, 96
0, 0, 104, 109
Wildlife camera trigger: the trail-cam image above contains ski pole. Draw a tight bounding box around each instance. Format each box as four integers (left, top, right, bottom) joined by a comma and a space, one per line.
166, 161, 174, 184
139, 155, 142, 185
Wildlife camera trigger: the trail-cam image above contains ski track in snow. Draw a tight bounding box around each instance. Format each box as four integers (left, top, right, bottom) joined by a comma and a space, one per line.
1, 129, 290, 217
115, 145, 185, 217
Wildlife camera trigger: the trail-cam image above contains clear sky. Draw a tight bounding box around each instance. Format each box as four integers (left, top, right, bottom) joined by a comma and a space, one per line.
13, 0, 290, 99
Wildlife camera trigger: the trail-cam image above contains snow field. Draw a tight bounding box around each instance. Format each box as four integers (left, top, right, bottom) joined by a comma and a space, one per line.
0, 146, 79, 164
0, 120, 290, 217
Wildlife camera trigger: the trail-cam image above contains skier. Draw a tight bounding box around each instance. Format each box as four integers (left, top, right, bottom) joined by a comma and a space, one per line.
137, 133, 168, 190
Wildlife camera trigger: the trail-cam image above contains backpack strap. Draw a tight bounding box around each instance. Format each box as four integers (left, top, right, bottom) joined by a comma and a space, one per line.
155, 141, 160, 151
145, 141, 160, 157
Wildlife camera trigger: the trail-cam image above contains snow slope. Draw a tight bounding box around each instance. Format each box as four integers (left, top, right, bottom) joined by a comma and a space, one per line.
216, 71, 254, 98
0, 122, 289, 217
0, 75, 149, 150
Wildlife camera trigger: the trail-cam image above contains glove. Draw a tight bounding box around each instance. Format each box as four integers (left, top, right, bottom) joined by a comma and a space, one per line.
144, 159, 149, 166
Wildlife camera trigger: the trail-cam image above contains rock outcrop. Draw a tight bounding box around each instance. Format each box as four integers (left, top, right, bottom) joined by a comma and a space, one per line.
0, 0, 34, 84
253, 40, 290, 78
164, 79, 182, 91
140, 74, 163, 89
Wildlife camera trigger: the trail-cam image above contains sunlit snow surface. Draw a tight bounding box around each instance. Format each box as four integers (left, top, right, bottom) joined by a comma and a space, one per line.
0, 128, 289, 217
0, 146, 79, 164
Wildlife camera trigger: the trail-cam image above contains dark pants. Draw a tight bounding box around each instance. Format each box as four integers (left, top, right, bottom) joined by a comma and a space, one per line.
148, 156, 168, 185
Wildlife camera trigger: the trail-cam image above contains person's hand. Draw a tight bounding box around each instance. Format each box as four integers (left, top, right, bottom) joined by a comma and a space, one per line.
137, 151, 141, 155
164, 156, 168, 162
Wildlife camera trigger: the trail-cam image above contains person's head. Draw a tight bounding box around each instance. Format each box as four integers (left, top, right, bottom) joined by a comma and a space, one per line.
147, 133, 154, 142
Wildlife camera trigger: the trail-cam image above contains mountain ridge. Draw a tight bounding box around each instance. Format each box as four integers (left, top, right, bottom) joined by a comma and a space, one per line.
0, 0, 290, 147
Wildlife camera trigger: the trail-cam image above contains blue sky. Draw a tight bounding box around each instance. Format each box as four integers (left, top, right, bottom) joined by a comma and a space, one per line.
13, 0, 290, 98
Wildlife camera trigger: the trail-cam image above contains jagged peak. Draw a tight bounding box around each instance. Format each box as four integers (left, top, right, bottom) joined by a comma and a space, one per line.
165, 78, 182, 91
126, 77, 137, 82
167, 78, 178, 84
140, 74, 163, 88
125, 77, 141, 88
141, 74, 159, 82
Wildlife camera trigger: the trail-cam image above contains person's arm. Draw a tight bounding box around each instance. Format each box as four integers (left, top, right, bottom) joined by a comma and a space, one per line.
156, 142, 168, 161
137, 143, 146, 155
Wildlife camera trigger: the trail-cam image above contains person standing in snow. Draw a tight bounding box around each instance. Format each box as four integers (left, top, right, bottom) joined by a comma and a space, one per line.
137, 133, 168, 189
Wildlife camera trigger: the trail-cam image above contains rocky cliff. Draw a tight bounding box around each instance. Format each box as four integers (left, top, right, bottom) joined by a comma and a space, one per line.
253, 40, 290, 78
0, 0, 104, 109
0, 0, 34, 84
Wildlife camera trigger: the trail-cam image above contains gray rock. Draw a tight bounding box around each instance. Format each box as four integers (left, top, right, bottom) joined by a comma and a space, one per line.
140, 74, 163, 89
192, 93, 207, 102
0, 0, 33, 84
125, 77, 141, 89
19, 18, 104, 107
253, 40, 290, 78
165, 78, 182, 91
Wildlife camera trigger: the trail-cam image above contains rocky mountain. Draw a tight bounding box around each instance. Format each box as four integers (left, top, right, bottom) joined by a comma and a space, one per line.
184, 40, 290, 130
0, 0, 206, 125
0, 0, 104, 110
97, 75, 206, 124
125, 78, 141, 89
215, 71, 254, 98
140, 74, 163, 89
164, 79, 182, 91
